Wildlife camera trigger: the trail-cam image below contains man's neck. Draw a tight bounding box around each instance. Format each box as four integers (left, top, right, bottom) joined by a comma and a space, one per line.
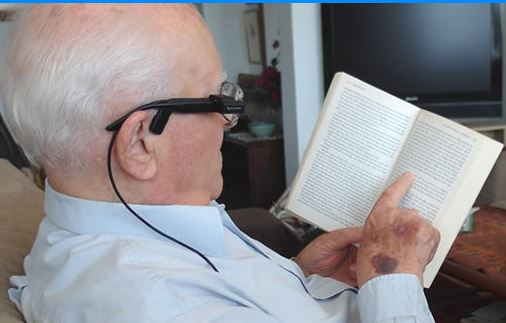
46, 168, 117, 202
46, 172, 213, 206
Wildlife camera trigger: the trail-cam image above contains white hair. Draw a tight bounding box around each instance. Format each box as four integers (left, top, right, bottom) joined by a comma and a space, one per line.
0, 5, 203, 169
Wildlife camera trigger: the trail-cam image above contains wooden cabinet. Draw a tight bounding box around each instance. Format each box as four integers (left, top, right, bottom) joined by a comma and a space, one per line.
219, 134, 286, 209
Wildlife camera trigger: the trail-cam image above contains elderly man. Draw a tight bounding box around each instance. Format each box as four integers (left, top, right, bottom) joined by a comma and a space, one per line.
2, 5, 439, 323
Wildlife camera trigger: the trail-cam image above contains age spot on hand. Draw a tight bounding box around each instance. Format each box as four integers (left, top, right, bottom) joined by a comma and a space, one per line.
371, 253, 398, 274
392, 220, 419, 237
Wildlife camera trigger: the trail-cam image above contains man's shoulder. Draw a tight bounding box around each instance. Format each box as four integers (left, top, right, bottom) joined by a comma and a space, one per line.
24, 230, 211, 321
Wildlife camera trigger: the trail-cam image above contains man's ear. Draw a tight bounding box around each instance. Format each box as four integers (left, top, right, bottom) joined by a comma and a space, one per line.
114, 110, 158, 180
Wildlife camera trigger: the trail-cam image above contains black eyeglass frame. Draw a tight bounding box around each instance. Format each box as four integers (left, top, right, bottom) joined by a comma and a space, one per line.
105, 94, 245, 135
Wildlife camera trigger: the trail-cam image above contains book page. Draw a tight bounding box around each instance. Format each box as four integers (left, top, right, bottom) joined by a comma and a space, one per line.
388, 110, 503, 287
287, 73, 419, 231
389, 112, 476, 222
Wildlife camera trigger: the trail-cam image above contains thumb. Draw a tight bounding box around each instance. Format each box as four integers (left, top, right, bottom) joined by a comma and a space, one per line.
325, 227, 363, 250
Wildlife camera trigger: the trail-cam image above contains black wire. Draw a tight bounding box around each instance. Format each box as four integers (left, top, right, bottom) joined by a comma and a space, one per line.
106, 131, 219, 272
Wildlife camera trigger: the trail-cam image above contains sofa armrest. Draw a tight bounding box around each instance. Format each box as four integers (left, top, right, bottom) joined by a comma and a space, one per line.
228, 208, 303, 258
0, 159, 44, 322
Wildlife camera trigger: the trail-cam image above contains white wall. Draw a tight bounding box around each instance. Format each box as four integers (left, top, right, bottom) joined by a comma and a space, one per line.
263, 5, 281, 67
276, 4, 324, 184
202, 4, 263, 82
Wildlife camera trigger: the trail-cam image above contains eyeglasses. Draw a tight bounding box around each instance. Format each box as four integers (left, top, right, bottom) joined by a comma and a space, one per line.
105, 82, 245, 134
218, 82, 244, 129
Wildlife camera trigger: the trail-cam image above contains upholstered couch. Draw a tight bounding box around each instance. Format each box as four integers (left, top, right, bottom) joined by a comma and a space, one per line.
0, 159, 44, 322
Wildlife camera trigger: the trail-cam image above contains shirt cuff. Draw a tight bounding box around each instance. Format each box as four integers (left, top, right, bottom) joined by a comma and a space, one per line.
8, 275, 28, 312
305, 274, 357, 300
357, 274, 434, 323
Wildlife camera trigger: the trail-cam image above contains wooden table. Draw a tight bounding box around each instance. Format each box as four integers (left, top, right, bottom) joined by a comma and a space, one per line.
219, 133, 286, 209
442, 206, 506, 298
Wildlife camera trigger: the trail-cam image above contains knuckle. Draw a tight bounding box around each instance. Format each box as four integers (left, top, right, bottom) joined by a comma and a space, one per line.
396, 208, 421, 224
411, 208, 421, 215
380, 189, 395, 204
367, 208, 390, 225
405, 208, 420, 218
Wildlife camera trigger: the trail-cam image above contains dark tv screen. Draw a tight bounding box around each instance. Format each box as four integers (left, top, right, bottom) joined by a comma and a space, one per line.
322, 4, 503, 120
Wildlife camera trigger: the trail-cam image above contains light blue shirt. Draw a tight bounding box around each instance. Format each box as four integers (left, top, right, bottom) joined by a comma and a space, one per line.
9, 184, 434, 322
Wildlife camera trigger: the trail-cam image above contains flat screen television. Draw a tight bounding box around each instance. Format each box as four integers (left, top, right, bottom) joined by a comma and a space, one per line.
322, 4, 503, 122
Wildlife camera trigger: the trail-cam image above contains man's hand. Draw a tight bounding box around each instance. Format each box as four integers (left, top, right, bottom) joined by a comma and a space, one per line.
293, 227, 362, 287
356, 172, 440, 287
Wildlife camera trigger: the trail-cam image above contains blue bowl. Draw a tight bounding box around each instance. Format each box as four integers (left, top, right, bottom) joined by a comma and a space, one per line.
248, 121, 276, 137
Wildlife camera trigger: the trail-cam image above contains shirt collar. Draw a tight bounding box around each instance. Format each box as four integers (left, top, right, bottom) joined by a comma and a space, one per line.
44, 183, 227, 257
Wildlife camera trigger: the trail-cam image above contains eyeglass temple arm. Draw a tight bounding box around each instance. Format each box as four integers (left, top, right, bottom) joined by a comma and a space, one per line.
149, 96, 245, 134
105, 95, 245, 134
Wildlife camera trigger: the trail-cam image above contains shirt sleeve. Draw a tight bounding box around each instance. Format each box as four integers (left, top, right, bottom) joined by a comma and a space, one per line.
357, 274, 435, 323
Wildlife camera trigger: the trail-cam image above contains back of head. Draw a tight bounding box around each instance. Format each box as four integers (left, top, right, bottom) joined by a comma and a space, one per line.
0, 4, 219, 174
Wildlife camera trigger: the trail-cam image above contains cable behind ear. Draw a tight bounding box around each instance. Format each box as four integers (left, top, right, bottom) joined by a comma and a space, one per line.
106, 131, 219, 272
149, 109, 172, 134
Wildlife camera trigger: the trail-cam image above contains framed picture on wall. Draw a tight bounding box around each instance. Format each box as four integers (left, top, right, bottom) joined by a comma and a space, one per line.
243, 9, 264, 65
0, 10, 16, 22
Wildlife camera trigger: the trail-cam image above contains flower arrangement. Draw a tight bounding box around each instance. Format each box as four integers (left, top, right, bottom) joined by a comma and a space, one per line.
255, 40, 281, 105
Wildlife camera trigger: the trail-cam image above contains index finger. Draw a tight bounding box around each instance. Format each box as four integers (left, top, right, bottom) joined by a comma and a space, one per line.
376, 172, 415, 208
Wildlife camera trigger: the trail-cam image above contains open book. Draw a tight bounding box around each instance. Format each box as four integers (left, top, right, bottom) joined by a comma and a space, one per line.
286, 72, 503, 288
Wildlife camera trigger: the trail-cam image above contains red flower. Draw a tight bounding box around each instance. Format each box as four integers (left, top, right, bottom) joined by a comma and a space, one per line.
256, 66, 281, 103
255, 39, 282, 104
